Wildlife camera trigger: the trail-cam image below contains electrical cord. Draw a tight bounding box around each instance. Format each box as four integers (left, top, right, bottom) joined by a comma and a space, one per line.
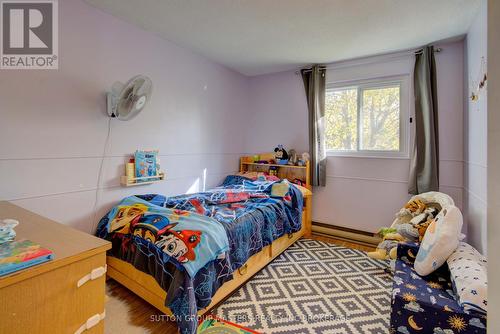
90, 116, 113, 234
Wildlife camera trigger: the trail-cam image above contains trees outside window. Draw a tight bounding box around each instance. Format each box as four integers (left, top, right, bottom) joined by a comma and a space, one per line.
324, 78, 408, 157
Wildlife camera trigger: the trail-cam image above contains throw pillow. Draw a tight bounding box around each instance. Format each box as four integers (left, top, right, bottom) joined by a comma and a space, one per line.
414, 205, 463, 276
447, 242, 487, 314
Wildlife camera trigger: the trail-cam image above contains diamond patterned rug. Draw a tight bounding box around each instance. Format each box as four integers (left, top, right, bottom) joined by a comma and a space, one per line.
213, 238, 392, 334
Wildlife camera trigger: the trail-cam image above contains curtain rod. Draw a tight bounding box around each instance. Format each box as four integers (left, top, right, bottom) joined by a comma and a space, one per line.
414, 47, 442, 55
297, 47, 442, 74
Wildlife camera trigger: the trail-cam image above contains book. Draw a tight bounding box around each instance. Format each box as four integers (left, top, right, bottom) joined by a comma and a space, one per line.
135, 150, 159, 182
0, 239, 53, 276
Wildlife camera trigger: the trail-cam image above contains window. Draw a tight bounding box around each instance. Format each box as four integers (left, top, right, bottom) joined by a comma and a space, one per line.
325, 77, 408, 157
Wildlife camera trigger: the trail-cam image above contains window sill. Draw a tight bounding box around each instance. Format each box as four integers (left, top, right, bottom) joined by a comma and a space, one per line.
326, 151, 410, 160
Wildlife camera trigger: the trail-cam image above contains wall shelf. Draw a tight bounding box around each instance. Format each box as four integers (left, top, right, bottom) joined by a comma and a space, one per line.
120, 172, 166, 187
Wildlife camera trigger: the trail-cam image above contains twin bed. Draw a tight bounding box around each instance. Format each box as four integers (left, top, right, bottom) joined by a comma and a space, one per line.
96, 155, 312, 333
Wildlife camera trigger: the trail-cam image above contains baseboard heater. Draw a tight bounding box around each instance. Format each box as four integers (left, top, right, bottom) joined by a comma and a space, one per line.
312, 222, 382, 247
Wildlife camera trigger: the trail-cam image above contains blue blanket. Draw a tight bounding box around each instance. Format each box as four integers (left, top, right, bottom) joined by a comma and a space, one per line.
97, 196, 229, 277
96, 175, 303, 334
163, 176, 303, 270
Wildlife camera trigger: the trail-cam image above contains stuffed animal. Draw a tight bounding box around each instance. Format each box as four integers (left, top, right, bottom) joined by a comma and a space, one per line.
392, 198, 427, 226
378, 227, 397, 236
408, 206, 439, 241
369, 216, 440, 261
367, 231, 406, 260
288, 149, 298, 165
393, 192, 453, 227
415, 219, 434, 241
404, 198, 427, 215
369, 199, 440, 260
396, 223, 420, 242
369, 192, 454, 262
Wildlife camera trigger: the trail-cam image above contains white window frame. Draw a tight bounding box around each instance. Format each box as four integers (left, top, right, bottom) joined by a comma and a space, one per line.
325, 75, 410, 158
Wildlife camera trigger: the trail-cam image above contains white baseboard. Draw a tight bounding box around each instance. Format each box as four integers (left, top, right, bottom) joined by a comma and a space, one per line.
312, 224, 381, 246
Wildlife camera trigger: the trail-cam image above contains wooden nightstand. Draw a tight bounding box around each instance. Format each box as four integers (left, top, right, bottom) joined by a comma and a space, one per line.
0, 202, 111, 334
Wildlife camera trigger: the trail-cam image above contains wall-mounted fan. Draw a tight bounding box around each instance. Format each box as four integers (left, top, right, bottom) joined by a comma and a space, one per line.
107, 75, 153, 121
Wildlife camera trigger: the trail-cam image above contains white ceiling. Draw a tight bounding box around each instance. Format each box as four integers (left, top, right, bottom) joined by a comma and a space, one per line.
85, 0, 481, 76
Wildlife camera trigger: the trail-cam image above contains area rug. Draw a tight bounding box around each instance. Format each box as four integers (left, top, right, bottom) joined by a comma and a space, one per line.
213, 238, 392, 334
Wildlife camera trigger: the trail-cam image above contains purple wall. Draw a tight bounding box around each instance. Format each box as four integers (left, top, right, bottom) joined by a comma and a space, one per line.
0, 0, 472, 239
245, 41, 465, 233
0, 0, 250, 232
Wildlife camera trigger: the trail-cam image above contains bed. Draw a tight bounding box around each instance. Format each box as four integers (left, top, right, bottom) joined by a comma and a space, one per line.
96, 157, 312, 334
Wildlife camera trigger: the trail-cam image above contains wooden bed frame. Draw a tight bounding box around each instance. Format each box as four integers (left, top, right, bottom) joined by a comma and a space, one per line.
106, 153, 312, 318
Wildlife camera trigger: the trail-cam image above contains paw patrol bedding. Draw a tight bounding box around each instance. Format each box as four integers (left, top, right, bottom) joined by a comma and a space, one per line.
97, 196, 229, 277
162, 175, 303, 270
96, 175, 303, 334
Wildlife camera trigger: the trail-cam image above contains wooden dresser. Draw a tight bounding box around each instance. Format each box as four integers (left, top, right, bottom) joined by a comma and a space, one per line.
0, 202, 111, 334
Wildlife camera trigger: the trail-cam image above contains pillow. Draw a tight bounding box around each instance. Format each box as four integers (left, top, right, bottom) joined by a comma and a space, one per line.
236, 171, 280, 182
271, 181, 290, 198
294, 184, 312, 197
447, 242, 487, 314
414, 205, 463, 276
236, 171, 261, 179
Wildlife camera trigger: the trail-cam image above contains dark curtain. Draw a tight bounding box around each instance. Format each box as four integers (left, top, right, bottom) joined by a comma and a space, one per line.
301, 65, 327, 187
409, 46, 439, 195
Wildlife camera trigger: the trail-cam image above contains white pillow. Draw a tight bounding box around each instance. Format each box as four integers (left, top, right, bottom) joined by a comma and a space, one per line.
414, 205, 463, 276
447, 242, 487, 314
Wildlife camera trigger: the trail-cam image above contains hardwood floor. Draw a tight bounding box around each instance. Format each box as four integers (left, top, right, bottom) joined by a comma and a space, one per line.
310, 234, 376, 252
105, 279, 178, 334
104, 235, 375, 333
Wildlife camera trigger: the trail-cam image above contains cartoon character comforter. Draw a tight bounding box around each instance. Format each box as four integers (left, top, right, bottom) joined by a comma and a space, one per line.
96, 175, 303, 334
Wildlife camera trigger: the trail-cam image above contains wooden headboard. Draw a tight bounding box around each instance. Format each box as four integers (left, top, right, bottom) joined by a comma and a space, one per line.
239, 153, 311, 190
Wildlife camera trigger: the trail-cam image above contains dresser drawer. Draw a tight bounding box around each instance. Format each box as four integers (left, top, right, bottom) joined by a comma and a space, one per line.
271, 224, 305, 258
0, 252, 107, 334
234, 244, 272, 279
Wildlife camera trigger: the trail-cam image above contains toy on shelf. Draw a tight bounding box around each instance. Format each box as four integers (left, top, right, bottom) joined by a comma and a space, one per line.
239, 152, 311, 190
274, 145, 289, 165
288, 149, 298, 165
126, 158, 135, 183
269, 166, 278, 176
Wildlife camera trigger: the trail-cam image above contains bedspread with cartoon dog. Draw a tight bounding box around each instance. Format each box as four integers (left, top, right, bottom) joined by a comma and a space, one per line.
96, 175, 303, 334
97, 195, 229, 277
